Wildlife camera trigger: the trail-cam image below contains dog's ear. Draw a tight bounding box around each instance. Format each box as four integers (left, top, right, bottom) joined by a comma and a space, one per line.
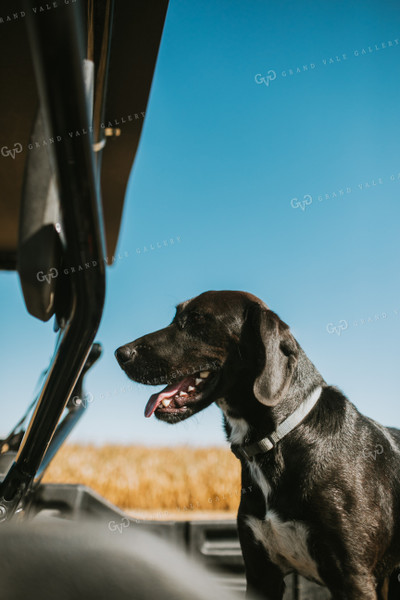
252, 307, 298, 407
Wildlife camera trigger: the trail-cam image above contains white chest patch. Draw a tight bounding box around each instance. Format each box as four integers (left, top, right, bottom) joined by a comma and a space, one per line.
246, 462, 321, 583
217, 397, 321, 583
248, 458, 272, 502
246, 513, 321, 582
216, 398, 249, 445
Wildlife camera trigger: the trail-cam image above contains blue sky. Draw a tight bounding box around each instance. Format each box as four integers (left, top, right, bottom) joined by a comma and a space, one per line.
1, 0, 400, 446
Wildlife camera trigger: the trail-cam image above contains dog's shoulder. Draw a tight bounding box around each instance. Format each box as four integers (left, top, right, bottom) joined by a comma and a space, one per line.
322, 386, 400, 449
303, 385, 397, 445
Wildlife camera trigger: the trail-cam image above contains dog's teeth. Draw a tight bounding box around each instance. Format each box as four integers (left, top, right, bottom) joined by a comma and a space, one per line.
188, 386, 195, 392
195, 378, 203, 385
162, 399, 171, 407
179, 391, 188, 397
200, 371, 210, 378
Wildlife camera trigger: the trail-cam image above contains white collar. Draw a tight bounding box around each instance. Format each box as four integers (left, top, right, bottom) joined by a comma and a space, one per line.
231, 386, 323, 461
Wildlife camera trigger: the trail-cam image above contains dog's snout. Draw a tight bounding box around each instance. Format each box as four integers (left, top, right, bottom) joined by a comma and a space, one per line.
115, 345, 135, 364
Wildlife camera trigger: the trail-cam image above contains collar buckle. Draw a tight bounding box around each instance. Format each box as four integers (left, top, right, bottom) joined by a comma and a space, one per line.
229, 386, 322, 461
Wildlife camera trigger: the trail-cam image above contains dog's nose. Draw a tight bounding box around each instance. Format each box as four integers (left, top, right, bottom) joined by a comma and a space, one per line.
115, 346, 134, 365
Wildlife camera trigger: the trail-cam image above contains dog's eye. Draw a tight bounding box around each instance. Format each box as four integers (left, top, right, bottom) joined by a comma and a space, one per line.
174, 311, 207, 330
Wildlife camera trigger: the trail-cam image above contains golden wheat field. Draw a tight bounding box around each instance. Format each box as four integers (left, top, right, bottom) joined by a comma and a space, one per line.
43, 445, 242, 514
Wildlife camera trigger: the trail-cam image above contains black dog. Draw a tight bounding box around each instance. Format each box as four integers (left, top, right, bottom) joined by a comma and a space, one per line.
115, 290, 400, 600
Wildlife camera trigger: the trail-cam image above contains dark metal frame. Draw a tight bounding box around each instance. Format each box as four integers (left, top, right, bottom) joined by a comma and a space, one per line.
0, 1, 107, 521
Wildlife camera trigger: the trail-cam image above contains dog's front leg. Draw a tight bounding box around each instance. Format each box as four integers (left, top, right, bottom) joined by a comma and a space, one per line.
238, 515, 285, 600
325, 571, 379, 600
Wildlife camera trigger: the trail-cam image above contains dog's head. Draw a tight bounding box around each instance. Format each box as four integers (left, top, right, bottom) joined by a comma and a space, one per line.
115, 290, 299, 423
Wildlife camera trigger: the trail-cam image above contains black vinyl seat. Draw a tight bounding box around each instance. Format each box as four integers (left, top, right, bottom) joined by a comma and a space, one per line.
0, 520, 233, 600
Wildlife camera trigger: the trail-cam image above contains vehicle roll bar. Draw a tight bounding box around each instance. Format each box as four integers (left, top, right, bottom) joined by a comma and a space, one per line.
0, 1, 106, 520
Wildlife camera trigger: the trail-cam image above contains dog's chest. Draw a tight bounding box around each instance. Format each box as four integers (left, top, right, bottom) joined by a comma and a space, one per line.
246, 460, 322, 583
218, 400, 321, 582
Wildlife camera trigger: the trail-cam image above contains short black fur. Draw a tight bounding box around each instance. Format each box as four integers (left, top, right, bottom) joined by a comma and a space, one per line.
115, 290, 400, 599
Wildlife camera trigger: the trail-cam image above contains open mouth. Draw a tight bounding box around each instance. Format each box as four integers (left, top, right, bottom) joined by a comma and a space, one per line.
145, 370, 218, 418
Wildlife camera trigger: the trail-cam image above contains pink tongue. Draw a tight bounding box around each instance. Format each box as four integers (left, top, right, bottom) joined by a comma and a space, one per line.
144, 377, 192, 418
